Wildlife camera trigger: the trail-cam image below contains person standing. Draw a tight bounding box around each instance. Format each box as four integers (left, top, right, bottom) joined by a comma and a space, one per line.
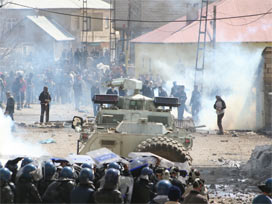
183, 179, 208, 204
106, 86, 118, 95
213, 95, 226, 135
39, 86, 51, 124
190, 85, 201, 123
4, 91, 15, 120
158, 86, 168, 97
170, 81, 178, 97
177, 86, 187, 120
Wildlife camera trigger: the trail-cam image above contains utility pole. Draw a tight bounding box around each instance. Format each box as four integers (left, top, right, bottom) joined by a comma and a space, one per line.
109, 0, 117, 67
125, 0, 131, 69
212, 5, 216, 49
82, 0, 88, 47
194, 0, 209, 91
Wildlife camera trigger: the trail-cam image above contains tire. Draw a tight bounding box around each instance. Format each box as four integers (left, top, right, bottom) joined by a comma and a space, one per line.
135, 136, 192, 163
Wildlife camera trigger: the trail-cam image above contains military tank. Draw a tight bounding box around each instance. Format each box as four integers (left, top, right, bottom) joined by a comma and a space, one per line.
72, 78, 194, 163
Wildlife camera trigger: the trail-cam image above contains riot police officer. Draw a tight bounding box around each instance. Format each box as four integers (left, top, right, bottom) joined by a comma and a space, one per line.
38, 161, 56, 196
42, 166, 76, 203
94, 168, 123, 203
0, 168, 15, 203
131, 167, 155, 203
150, 180, 172, 204
15, 164, 42, 203
70, 168, 95, 203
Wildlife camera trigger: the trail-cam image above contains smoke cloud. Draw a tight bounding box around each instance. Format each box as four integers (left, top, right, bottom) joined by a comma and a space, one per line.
150, 43, 262, 130
0, 109, 48, 158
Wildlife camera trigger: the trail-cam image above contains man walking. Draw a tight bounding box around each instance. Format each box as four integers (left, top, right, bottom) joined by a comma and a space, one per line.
213, 95, 226, 135
39, 86, 51, 124
5, 91, 15, 120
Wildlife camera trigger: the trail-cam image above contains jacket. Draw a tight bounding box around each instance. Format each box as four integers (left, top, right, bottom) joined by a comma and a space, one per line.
131, 178, 154, 203
15, 178, 42, 203
5, 96, 15, 114
183, 190, 208, 204
39, 91, 51, 105
94, 188, 123, 203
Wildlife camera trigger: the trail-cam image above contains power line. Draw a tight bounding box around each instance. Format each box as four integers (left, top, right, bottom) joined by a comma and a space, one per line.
5, 2, 272, 23
220, 8, 272, 26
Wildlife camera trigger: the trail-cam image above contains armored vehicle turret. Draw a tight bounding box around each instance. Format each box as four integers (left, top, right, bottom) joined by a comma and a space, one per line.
72, 78, 194, 162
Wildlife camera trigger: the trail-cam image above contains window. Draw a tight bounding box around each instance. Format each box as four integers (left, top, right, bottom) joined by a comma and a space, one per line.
101, 114, 124, 124
105, 17, 110, 29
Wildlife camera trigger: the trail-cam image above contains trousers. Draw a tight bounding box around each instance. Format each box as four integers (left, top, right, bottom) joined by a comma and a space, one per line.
217, 113, 224, 133
40, 104, 49, 123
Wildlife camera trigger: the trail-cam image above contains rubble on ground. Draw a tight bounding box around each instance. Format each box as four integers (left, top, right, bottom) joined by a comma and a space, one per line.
241, 145, 272, 182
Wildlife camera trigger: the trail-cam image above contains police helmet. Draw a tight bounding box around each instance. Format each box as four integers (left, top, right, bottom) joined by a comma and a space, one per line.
81, 163, 93, 170
43, 161, 56, 178
60, 166, 74, 179
108, 162, 121, 171
141, 167, 153, 176
22, 164, 37, 179
21, 157, 33, 168
79, 168, 94, 184
104, 168, 120, 188
0, 168, 12, 182
156, 180, 172, 195
258, 178, 272, 193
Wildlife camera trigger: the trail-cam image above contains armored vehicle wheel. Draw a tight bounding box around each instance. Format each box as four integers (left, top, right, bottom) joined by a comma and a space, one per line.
135, 136, 192, 163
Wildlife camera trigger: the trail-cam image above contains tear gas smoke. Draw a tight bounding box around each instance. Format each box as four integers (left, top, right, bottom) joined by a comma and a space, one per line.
151, 44, 262, 130
0, 109, 48, 158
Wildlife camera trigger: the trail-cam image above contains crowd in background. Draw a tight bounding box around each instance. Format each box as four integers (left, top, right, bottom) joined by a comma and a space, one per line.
0, 46, 202, 122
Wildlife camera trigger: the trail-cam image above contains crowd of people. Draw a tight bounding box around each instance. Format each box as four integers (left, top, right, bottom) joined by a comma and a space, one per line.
0, 156, 210, 204
1, 157, 271, 204
0, 64, 202, 121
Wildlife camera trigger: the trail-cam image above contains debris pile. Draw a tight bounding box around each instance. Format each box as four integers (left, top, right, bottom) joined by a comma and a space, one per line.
242, 145, 272, 181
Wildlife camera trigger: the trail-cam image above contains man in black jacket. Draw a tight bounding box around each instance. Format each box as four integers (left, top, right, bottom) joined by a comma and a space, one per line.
213, 96, 226, 135
5, 91, 15, 120
39, 86, 51, 124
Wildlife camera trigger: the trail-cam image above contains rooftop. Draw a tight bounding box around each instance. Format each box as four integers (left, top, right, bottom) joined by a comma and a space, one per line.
131, 0, 272, 43
27, 16, 75, 41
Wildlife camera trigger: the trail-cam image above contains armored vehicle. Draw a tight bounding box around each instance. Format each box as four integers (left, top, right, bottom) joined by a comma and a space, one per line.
72, 78, 194, 162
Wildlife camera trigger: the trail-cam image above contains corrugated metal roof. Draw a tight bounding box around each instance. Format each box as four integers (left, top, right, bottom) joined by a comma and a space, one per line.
27, 16, 75, 41
132, 0, 272, 43
3, 0, 110, 9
